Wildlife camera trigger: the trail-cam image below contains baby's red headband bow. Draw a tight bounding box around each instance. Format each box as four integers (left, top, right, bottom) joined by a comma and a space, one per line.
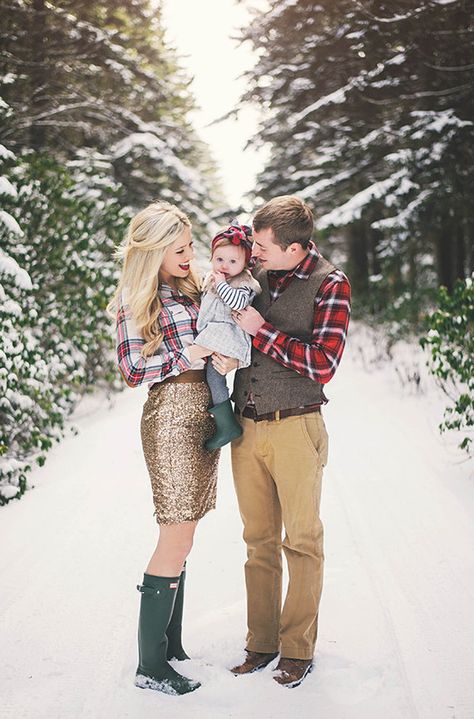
211, 222, 253, 264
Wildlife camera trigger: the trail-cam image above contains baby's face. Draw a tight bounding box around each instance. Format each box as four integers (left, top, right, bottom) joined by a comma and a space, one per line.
212, 244, 246, 279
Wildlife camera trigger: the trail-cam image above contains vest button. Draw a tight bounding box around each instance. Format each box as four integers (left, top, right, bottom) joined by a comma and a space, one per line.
244, 391, 248, 396
251, 377, 257, 383
253, 362, 259, 367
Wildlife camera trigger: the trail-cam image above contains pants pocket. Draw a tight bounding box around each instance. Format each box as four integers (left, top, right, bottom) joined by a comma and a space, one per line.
300, 414, 329, 467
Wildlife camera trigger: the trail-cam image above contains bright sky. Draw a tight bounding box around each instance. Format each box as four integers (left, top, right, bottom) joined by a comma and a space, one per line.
162, 0, 269, 211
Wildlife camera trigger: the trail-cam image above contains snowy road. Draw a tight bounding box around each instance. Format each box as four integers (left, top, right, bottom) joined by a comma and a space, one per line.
1, 339, 473, 719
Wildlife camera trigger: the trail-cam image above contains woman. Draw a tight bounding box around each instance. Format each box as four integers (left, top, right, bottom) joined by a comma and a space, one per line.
108, 201, 234, 696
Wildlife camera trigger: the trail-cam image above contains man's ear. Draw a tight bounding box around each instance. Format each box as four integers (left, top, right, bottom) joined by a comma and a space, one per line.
287, 242, 301, 255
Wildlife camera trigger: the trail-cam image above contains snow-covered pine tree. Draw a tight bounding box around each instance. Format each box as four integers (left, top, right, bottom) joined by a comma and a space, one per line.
240, 0, 473, 328
0, 1, 226, 504
0, 141, 129, 504
0, 0, 222, 231
0, 138, 50, 504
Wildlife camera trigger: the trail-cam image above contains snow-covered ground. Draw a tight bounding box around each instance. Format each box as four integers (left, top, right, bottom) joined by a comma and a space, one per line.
1, 328, 473, 719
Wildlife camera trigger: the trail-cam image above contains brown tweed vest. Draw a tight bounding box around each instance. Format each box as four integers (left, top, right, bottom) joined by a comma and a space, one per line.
232, 254, 335, 414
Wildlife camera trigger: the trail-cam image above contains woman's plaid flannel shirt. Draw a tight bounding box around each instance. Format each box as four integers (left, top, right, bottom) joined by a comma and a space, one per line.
116, 284, 204, 388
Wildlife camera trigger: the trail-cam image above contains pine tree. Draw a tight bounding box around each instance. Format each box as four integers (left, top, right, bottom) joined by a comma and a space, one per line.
0, 144, 129, 504
0, 2, 227, 503
240, 0, 474, 326
0, 0, 221, 227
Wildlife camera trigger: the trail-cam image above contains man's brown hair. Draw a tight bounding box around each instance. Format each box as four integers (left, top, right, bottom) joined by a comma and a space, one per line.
253, 195, 314, 249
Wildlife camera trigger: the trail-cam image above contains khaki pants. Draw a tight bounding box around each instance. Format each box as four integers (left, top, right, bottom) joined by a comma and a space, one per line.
231, 411, 329, 660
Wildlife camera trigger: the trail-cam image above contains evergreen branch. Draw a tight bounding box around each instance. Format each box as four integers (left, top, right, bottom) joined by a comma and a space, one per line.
423, 61, 474, 72
363, 83, 472, 105
353, 1, 426, 24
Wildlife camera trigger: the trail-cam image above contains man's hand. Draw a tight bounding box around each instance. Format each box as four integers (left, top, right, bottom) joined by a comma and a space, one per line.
232, 306, 265, 336
211, 352, 239, 375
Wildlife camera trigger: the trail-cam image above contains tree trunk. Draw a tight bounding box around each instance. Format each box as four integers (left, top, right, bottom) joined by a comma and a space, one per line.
347, 221, 369, 296
455, 224, 466, 282
29, 0, 47, 150
434, 214, 454, 292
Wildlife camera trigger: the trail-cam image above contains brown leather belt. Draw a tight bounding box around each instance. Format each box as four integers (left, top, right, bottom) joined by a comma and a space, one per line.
150, 369, 205, 391
236, 403, 321, 422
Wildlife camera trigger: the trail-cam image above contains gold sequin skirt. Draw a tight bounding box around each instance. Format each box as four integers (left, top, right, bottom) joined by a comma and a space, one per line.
140, 381, 219, 525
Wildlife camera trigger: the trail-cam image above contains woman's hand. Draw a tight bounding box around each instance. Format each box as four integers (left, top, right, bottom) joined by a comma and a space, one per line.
211, 352, 239, 375
188, 344, 213, 362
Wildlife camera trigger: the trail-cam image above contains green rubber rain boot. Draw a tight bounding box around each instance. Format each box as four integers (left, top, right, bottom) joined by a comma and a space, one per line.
166, 565, 190, 661
205, 399, 243, 451
134, 574, 201, 695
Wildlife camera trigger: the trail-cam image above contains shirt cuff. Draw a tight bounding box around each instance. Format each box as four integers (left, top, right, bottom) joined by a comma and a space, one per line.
179, 347, 193, 371
253, 321, 280, 351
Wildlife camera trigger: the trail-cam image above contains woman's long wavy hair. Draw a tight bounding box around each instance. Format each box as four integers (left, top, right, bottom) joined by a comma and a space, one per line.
107, 201, 201, 358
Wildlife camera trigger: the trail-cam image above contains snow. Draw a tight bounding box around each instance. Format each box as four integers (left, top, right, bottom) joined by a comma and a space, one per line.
294, 84, 351, 123
0, 326, 473, 718
0, 250, 32, 289
372, 190, 432, 230
411, 109, 473, 138
386, 52, 406, 66
293, 52, 410, 127
0, 72, 16, 85
0, 298, 22, 316
0, 144, 15, 160
0, 483, 21, 500
290, 78, 314, 92
4, 388, 35, 411
0, 177, 17, 198
111, 131, 201, 190
300, 169, 354, 198
112, 132, 167, 158
316, 171, 406, 229
359, 127, 387, 147
0, 210, 23, 236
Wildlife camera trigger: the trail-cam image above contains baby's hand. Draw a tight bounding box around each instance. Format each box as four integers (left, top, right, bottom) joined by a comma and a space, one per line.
212, 270, 227, 285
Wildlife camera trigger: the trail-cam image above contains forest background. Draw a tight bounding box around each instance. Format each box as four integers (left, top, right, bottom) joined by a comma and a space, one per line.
1, 0, 473, 504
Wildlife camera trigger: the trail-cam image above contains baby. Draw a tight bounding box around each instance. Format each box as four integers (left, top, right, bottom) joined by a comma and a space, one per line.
195, 222, 261, 450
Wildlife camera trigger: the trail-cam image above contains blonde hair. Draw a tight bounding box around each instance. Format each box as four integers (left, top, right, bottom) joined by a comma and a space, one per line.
107, 201, 201, 357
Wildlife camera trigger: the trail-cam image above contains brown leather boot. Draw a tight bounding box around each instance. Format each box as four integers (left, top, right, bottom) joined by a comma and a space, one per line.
272, 657, 313, 688
231, 650, 279, 675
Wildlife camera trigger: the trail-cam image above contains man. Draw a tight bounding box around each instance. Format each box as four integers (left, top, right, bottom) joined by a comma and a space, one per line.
230, 195, 351, 688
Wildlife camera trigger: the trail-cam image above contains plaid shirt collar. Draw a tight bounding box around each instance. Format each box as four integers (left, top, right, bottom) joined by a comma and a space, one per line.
159, 282, 196, 306
267, 241, 320, 283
